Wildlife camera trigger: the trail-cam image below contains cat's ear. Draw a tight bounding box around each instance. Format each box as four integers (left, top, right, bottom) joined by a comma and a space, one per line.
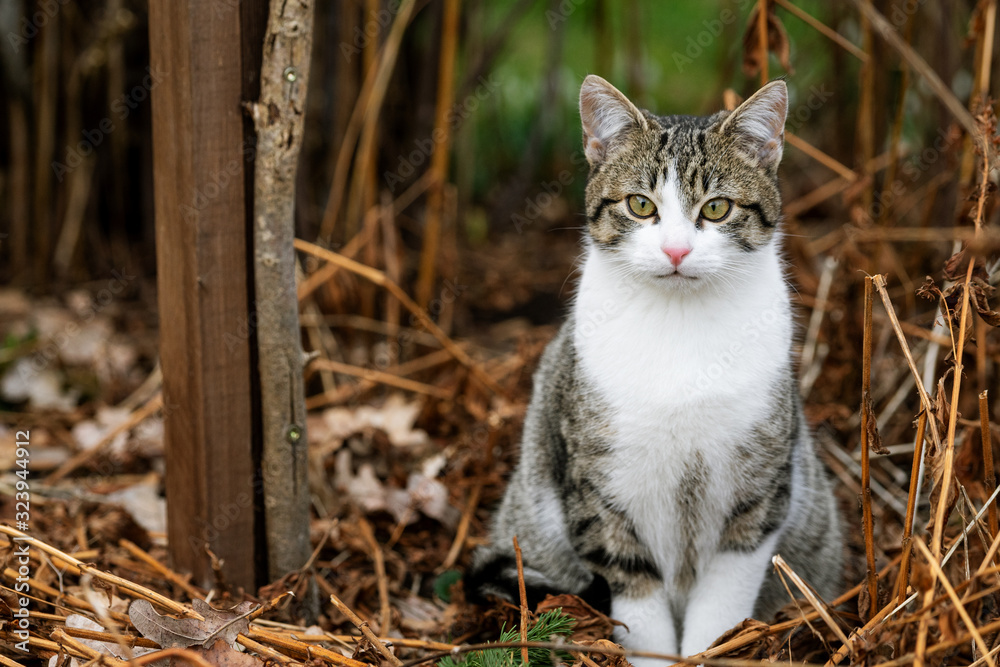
580, 75, 647, 166
720, 80, 787, 170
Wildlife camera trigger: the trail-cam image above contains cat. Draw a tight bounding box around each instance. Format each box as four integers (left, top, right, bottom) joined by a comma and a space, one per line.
466, 75, 842, 662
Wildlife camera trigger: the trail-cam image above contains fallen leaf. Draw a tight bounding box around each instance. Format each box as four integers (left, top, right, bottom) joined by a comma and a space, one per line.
569, 638, 629, 667
351, 635, 388, 666
710, 617, 769, 646
320, 394, 428, 448
0, 358, 80, 411
180, 639, 264, 667
104, 477, 168, 536
129, 598, 256, 650
66, 613, 158, 660
72, 406, 131, 454
59, 317, 114, 366
336, 449, 460, 526
706, 618, 772, 659
339, 455, 388, 514
401, 473, 460, 528
396, 594, 445, 633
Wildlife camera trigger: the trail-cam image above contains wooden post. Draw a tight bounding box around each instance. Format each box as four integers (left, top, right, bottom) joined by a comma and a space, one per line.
148, 1, 263, 590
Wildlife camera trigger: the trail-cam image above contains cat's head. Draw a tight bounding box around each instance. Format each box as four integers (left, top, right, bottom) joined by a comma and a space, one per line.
579, 75, 787, 291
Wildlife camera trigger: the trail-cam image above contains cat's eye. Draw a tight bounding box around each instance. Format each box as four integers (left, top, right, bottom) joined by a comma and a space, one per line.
626, 195, 657, 218
700, 198, 732, 222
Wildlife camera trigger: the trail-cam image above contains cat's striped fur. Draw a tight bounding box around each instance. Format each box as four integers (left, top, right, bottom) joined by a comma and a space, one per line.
467, 76, 842, 661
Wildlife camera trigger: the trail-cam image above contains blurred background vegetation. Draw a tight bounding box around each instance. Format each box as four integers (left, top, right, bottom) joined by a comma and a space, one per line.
0, 0, 993, 297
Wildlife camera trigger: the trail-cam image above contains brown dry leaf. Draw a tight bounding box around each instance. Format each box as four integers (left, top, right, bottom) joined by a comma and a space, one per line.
535, 593, 620, 643
177, 639, 264, 667
916, 276, 942, 302
942, 248, 969, 281
709, 618, 770, 652
570, 638, 629, 667
969, 277, 1000, 326
862, 392, 889, 454
937, 252, 999, 331
910, 557, 933, 592
955, 426, 985, 489
351, 635, 391, 666
857, 579, 872, 624
938, 608, 961, 643
741, 3, 793, 77
933, 374, 952, 447
129, 598, 256, 650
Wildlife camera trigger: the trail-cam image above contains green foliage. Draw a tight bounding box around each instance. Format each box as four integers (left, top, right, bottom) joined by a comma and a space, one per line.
438, 609, 576, 667
459, 0, 849, 213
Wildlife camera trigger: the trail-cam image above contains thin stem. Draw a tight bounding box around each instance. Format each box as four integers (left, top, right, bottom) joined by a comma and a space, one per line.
861, 276, 879, 618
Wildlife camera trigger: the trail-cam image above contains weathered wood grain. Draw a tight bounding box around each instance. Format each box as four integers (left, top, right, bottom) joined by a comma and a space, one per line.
148, 0, 262, 589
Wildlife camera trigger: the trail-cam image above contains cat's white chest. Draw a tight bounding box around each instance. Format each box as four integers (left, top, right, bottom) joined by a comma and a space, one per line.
572, 246, 791, 576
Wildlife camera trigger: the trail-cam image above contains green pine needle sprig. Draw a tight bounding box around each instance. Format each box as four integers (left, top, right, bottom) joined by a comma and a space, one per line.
438, 608, 576, 667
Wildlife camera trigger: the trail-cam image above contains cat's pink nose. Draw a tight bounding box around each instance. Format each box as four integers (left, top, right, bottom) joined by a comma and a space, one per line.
662, 246, 691, 266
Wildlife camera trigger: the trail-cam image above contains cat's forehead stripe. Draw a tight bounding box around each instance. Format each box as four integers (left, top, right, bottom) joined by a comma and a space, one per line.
658, 129, 671, 152
685, 163, 698, 190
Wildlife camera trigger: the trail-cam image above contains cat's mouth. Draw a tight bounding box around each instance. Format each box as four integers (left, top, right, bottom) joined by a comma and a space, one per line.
655, 272, 697, 280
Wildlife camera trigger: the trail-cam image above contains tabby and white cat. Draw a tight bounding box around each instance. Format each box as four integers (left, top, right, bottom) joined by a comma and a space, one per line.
467, 76, 842, 661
